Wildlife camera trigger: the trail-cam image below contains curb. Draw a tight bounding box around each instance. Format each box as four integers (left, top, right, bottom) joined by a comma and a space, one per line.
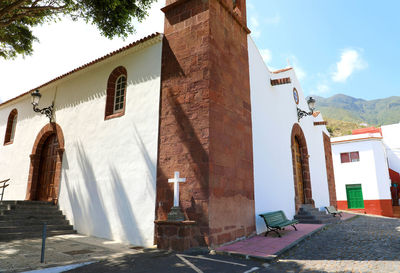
215, 250, 278, 263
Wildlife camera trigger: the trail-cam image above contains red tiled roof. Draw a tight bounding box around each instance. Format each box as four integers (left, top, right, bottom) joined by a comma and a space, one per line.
352, 127, 382, 136
271, 67, 292, 74
0, 32, 162, 108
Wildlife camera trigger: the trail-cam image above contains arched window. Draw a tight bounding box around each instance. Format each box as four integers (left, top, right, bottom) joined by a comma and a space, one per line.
105, 66, 128, 120
4, 109, 18, 145
114, 75, 127, 113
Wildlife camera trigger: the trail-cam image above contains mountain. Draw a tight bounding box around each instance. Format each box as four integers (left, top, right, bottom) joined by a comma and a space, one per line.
313, 94, 400, 126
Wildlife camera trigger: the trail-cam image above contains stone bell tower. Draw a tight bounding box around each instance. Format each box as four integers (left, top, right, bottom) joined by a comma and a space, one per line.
155, 0, 255, 250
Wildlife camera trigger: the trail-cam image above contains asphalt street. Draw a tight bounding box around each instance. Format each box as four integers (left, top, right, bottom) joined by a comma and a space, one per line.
67, 249, 270, 273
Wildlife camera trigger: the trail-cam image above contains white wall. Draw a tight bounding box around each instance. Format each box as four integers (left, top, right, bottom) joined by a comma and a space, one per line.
0, 36, 162, 247
381, 123, 400, 174
248, 37, 331, 234
331, 139, 391, 201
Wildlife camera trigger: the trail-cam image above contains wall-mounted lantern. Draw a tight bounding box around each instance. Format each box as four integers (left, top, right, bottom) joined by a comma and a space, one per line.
31, 90, 54, 122
297, 97, 316, 122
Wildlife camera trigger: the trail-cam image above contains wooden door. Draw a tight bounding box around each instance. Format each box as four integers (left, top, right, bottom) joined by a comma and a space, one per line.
294, 138, 305, 204
36, 134, 59, 201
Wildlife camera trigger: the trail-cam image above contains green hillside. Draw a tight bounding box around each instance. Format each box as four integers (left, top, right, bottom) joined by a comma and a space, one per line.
324, 118, 367, 137
313, 94, 400, 126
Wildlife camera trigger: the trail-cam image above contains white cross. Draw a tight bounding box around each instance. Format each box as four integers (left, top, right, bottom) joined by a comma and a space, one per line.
168, 171, 186, 207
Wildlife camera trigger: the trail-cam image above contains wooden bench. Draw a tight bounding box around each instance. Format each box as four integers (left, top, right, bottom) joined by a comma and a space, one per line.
259, 210, 298, 237
325, 206, 342, 217
0, 179, 10, 201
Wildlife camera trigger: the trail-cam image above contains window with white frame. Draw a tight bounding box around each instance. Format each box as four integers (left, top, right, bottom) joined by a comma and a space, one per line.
340, 151, 360, 163
114, 75, 126, 113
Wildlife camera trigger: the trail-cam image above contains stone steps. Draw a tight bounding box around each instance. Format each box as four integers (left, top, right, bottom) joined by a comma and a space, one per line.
0, 224, 73, 233
0, 209, 62, 216
294, 204, 340, 224
0, 204, 59, 210
0, 200, 76, 241
0, 218, 70, 226
0, 230, 76, 241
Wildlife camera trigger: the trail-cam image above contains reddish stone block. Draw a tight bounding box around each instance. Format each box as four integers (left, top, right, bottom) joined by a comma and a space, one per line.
217, 232, 232, 245
323, 132, 337, 207
178, 226, 191, 237
235, 227, 245, 238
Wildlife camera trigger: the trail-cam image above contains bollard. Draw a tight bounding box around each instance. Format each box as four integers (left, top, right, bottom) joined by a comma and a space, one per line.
40, 222, 47, 263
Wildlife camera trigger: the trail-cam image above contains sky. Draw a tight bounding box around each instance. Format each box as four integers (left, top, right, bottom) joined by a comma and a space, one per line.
1, 0, 399, 102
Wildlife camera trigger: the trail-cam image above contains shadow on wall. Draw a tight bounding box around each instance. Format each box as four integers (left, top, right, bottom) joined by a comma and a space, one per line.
130, 122, 156, 187
62, 123, 159, 245
109, 165, 143, 245
64, 142, 112, 239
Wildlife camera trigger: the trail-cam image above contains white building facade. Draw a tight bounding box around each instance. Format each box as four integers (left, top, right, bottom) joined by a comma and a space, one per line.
331, 133, 393, 216
248, 37, 335, 234
0, 34, 163, 247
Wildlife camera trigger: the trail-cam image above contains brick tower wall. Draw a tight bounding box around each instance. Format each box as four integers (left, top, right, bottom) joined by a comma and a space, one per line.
207, 0, 255, 245
156, 0, 255, 248
323, 132, 337, 207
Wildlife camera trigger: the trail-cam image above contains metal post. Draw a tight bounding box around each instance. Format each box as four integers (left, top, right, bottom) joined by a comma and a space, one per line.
40, 223, 47, 263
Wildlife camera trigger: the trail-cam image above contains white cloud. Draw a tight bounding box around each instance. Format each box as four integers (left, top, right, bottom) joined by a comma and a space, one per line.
249, 16, 261, 38
294, 66, 306, 80
247, 1, 255, 10
265, 14, 280, 25
315, 84, 330, 94
288, 55, 306, 80
260, 49, 272, 64
332, 49, 367, 82
0, 0, 164, 102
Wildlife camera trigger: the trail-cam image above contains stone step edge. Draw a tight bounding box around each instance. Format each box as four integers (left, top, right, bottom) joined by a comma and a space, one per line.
0, 224, 73, 230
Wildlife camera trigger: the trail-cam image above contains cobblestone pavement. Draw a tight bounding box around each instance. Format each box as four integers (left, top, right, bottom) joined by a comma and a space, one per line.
267, 215, 400, 273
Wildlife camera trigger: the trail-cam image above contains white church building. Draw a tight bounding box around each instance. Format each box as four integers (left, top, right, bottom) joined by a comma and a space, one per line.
0, 0, 336, 250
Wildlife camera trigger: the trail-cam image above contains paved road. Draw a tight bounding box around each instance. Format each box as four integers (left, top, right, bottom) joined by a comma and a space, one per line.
69, 215, 400, 273
67, 249, 269, 273
268, 215, 400, 272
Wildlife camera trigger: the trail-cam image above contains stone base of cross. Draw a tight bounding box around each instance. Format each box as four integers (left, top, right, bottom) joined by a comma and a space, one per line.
167, 171, 186, 222
167, 206, 185, 221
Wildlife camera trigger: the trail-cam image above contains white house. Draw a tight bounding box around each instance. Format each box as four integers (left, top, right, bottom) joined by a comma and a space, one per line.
0, 0, 336, 250
331, 132, 393, 217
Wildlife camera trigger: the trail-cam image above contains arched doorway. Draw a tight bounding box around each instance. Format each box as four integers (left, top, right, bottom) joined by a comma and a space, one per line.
293, 137, 305, 205
290, 123, 314, 211
35, 134, 58, 201
26, 123, 65, 204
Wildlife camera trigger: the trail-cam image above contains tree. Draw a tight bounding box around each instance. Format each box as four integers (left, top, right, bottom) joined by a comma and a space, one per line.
0, 0, 155, 59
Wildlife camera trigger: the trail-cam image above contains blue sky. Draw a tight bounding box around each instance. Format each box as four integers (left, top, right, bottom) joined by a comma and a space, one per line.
1, 0, 398, 102
248, 0, 400, 100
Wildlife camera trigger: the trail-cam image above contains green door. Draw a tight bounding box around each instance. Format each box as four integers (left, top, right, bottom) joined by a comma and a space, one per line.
346, 184, 364, 209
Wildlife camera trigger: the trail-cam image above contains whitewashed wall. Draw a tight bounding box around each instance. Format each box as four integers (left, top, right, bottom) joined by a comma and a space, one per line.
381, 123, 400, 174
331, 137, 391, 201
248, 37, 331, 234
0, 36, 162, 247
